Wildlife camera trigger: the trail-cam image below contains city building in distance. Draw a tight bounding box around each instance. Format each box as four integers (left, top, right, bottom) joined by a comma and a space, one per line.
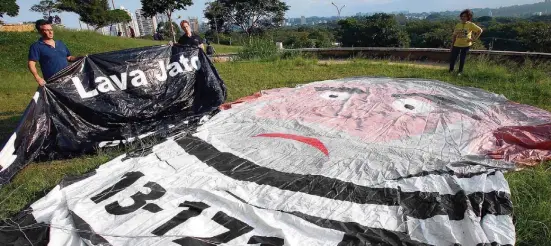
136, 9, 158, 36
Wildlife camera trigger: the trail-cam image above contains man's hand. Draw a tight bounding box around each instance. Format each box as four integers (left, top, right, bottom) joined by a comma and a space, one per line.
28, 60, 46, 87
67, 56, 80, 62
36, 77, 46, 86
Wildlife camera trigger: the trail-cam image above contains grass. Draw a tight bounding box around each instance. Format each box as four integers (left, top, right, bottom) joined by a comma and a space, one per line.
211, 44, 241, 54
1, 30, 551, 245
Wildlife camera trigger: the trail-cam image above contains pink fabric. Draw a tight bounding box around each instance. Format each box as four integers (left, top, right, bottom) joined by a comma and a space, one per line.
223, 81, 551, 166
490, 124, 551, 166
220, 92, 262, 110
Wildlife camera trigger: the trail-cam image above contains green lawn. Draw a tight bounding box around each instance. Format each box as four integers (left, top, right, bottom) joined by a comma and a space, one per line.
211, 44, 241, 54
1, 30, 551, 245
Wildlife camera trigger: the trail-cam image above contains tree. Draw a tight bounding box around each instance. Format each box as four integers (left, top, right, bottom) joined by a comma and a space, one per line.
529, 14, 551, 23
157, 21, 182, 40
109, 9, 132, 25
481, 22, 527, 51
426, 13, 445, 21
475, 16, 493, 23
406, 20, 455, 48
422, 28, 453, 48
337, 14, 410, 48
395, 14, 407, 25
141, 0, 194, 42
0, 0, 19, 18
307, 29, 333, 48
206, 0, 289, 40
204, 1, 229, 44
58, 0, 130, 30
518, 22, 551, 52
30, 0, 61, 19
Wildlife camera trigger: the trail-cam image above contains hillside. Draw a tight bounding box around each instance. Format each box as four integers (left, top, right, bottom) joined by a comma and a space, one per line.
425, 1, 551, 18
490, 1, 551, 16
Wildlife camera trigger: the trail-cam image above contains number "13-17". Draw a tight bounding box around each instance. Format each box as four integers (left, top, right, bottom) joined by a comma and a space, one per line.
89, 172, 284, 246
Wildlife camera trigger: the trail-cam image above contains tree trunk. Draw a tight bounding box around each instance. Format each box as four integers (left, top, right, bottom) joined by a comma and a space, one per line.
247, 29, 252, 44
214, 17, 220, 44
167, 11, 176, 43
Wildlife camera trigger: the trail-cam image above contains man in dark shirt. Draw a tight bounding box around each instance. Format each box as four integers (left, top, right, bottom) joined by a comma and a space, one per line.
177, 20, 204, 50
28, 19, 77, 86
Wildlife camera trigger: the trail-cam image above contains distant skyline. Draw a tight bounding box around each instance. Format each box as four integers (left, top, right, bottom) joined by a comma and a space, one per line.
2, 0, 544, 29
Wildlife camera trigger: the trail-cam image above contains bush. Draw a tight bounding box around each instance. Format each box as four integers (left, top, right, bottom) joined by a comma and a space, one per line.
138, 35, 154, 40
264, 27, 334, 49
518, 22, 551, 52
204, 31, 248, 46
237, 38, 279, 60
337, 14, 410, 48
406, 20, 455, 48
283, 35, 315, 49
471, 40, 487, 50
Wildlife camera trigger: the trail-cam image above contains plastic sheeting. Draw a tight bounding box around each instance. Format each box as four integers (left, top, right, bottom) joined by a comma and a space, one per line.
2, 77, 551, 245
0, 45, 226, 185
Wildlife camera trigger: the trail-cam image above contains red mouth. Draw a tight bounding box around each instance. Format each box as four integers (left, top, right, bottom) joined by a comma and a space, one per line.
253, 133, 329, 156
489, 123, 551, 165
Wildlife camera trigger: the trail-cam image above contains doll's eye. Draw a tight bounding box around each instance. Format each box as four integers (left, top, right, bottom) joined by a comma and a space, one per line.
320, 91, 352, 101
392, 98, 435, 114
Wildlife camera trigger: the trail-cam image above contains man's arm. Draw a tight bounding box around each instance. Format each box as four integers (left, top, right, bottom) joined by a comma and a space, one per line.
198, 36, 205, 51
28, 45, 45, 86
64, 42, 77, 62
28, 61, 46, 86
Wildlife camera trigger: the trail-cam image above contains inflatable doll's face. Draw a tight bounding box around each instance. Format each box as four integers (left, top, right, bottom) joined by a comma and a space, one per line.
257, 82, 484, 143
219, 78, 551, 165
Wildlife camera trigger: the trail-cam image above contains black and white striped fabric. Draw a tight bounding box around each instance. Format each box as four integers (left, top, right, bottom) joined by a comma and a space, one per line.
1, 136, 513, 246
5, 77, 551, 245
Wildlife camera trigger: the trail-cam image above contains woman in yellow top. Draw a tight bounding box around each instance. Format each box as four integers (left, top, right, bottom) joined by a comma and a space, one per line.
449, 9, 483, 75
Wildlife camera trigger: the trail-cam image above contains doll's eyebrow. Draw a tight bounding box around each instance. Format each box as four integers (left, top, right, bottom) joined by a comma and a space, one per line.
393, 93, 459, 105
392, 93, 480, 116
314, 87, 368, 94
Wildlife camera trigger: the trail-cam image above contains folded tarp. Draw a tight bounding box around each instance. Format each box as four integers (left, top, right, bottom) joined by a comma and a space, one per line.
0, 45, 226, 185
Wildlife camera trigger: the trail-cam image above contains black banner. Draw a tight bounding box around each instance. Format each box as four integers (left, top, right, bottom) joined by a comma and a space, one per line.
0, 45, 226, 185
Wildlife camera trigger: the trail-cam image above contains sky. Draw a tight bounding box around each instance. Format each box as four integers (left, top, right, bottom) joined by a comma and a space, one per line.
2, 0, 543, 29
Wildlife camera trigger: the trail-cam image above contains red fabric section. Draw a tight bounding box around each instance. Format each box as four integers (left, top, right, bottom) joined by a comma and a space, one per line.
220, 92, 262, 110
489, 123, 551, 166
254, 133, 329, 156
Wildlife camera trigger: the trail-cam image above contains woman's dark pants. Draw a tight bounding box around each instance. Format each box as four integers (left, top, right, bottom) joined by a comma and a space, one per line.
449, 46, 470, 73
